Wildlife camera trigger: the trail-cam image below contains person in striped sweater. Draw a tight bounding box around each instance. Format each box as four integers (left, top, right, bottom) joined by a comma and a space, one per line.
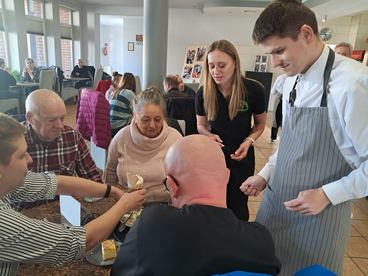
0, 113, 145, 276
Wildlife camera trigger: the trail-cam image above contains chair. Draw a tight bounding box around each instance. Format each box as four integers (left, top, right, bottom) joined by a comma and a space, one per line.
39, 69, 56, 90
134, 75, 142, 94
166, 118, 184, 136
166, 97, 197, 135
294, 265, 337, 276
61, 87, 79, 103
90, 139, 107, 171
93, 68, 104, 88
0, 98, 19, 113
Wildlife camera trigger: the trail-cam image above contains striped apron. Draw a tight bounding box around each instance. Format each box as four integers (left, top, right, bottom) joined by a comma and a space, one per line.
256, 49, 352, 275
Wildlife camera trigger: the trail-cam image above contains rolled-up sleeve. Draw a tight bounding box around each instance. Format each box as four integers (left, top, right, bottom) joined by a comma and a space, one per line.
8, 171, 57, 203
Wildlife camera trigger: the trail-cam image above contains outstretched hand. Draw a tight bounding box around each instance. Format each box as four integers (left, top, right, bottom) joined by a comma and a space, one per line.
120, 188, 146, 213
240, 175, 267, 197
284, 188, 331, 216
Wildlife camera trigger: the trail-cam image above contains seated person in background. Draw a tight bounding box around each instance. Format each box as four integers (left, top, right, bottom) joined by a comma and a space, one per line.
105, 71, 122, 100
0, 112, 145, 276
0, 58, 16, 93
21, 57, 40, 83
334, 42, 353, 58
104, 87, 182, 204
111, 135, 281, 276
70, 59, 92, 88
176, 74, 196, 97
108, 72, 136, 137
163, 74, 188, 100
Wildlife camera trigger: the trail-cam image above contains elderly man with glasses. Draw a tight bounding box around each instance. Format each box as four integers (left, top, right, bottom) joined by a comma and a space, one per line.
111, 135, 280, 276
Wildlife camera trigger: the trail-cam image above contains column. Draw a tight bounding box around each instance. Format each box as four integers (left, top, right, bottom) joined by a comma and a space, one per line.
142, 0, 168, 90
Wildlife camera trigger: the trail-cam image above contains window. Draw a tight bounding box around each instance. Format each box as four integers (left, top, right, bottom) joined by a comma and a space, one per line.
0, 31, 6, 61
26, 33, 46, 67
59, 6, 72, 25
61, 38, 73, 73
24, 0, 43, 18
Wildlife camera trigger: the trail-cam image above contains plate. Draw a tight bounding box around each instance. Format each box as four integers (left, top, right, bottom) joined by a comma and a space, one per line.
85, 241, 122, 266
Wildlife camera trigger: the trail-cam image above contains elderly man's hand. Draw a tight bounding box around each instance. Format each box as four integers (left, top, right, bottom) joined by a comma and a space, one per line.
284, 187, 331, 216
240, 175, 267, 196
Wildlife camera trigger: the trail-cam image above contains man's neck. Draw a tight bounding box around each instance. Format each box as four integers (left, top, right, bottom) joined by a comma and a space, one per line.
301, 41, 325, 74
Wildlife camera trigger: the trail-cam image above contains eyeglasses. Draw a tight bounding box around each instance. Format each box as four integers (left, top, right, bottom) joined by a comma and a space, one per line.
162, 175, 179, 191
288, 76, 300, 107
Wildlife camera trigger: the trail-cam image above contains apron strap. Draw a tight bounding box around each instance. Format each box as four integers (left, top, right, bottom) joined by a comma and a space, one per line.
321, 48, 335, 107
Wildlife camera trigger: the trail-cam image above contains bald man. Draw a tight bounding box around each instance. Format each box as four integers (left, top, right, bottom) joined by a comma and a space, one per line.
111, 135, 281, 276
18, 90, 102, 207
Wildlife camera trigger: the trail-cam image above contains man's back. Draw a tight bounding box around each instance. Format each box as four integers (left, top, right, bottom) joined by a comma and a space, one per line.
0, 69, 16, 91
111, 203, 280, 276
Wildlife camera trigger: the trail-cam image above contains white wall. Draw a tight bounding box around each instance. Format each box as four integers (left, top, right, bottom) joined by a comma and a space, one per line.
100, 24, 124, 72
122, 17, 143, 79
167, 9, 268, 76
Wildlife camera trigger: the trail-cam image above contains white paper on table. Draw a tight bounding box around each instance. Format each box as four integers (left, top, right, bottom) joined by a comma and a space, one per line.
60, 195, 81, 226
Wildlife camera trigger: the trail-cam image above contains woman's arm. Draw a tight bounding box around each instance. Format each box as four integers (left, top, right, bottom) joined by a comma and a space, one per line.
196, 115, 223, 145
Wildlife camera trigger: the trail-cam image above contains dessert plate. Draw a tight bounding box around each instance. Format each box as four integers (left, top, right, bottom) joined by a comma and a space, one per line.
86, 241, 122, 266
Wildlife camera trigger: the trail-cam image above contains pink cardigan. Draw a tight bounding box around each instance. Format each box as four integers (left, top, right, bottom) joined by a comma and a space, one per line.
76, 88, 111, 149
104, 121, 182, 203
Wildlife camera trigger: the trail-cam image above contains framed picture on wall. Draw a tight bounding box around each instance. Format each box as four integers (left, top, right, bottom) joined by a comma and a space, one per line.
254, 55, 268, 72
181, 45, 207, 83
128, 42, 134, 51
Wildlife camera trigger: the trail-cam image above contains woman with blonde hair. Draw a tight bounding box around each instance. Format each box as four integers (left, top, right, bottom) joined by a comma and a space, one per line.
108, 72, 136, 137
195, 39, 266, 220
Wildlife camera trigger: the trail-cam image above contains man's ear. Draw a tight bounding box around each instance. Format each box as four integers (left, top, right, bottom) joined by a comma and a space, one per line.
299, 24, 314, 42
25, 112, 33, 124
167, 175, 179, 198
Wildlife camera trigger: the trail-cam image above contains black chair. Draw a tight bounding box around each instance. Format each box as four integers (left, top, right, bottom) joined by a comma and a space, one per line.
166, 97, 198, 135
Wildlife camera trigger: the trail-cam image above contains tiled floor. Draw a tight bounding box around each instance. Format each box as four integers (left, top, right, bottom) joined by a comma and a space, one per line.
65, 103, 368, 275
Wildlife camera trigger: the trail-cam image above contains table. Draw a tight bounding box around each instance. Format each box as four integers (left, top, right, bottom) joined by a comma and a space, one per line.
17, 197, 115, 276
9, 82, 40, 114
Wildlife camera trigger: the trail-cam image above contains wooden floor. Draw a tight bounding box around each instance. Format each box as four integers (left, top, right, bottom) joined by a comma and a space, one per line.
66, 102, 368, 275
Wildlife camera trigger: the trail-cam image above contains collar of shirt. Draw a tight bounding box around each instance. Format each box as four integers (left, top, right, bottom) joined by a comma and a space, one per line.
26, 123, 63, 146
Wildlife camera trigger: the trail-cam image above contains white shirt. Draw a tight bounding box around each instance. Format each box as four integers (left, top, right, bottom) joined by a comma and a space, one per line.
259, 45, 368, 205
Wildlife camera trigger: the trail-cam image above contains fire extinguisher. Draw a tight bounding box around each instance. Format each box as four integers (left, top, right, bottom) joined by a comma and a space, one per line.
103, 43, 108, 56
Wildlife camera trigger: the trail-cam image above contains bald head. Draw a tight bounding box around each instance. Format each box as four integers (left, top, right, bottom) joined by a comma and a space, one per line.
165, 135, 230, 208
26, 89, 65, 114
25, 89, 67, 142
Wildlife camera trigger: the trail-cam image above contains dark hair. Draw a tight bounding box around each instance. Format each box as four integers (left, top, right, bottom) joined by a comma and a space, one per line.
252, 0, 319, 44
114, 72, 137, 98
164, 75, 180, 88
0, 113, 26, 165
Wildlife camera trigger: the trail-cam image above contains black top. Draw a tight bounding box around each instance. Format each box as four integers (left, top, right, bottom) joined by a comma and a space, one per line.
183, 84, 196, 97
71, 65, 92, 79
164, 87, 188, 100
0, 69, 16, 91
21, 67, 40, 83
195, 78, 265, 147
111, 203, 281, 276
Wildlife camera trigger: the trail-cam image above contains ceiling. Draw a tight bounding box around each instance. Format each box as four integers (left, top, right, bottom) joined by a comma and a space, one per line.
77, 0, 368, 20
